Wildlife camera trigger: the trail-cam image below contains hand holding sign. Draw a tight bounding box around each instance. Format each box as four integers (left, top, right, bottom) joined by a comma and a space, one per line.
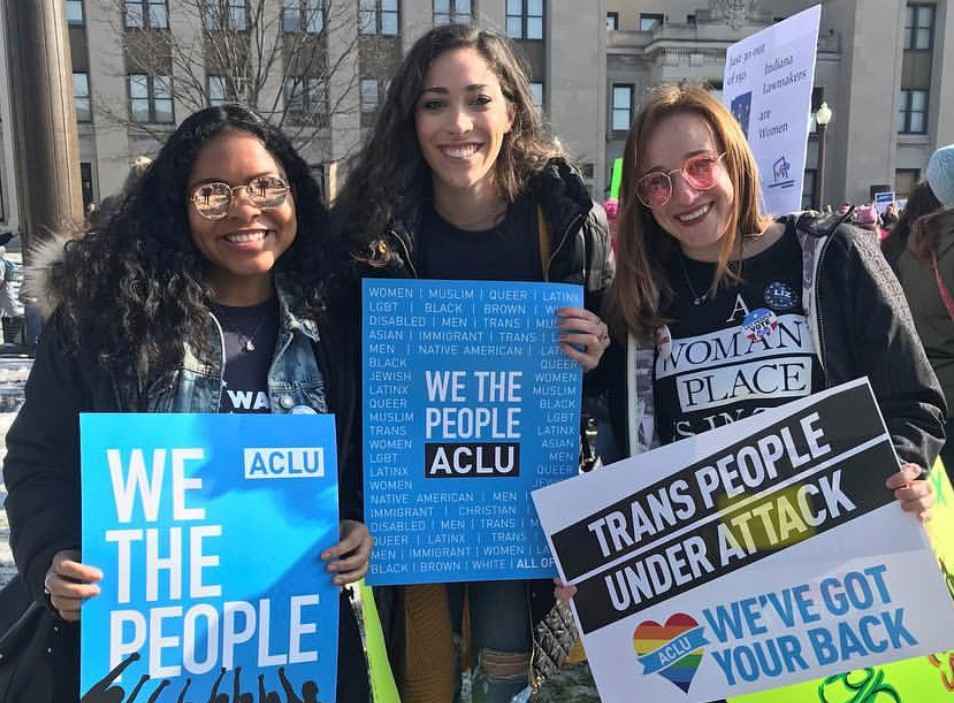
557, 307, 611, 372
45, 549, 102, 621
323, 519, 373, 585
888, 463, 934, 522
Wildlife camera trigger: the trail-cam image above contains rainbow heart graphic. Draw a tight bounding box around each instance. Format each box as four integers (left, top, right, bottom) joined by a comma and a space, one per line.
633, 613, 708, 693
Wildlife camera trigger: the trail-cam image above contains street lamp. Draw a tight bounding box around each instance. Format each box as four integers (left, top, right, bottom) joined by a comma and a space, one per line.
814, 101, 833, 210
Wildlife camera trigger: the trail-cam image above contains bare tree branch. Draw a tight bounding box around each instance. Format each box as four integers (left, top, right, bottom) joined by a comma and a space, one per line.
97, 0, 361, 155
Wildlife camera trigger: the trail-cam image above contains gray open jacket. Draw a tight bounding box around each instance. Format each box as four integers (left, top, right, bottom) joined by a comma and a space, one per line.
598, 212, 946, 469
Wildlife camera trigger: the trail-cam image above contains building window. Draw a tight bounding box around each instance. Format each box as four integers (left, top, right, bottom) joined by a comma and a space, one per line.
205, 0, 248, 30
506, 0, 543, 40
529, 81, 544, 111
639, 13, 663, 31
282, 0, 324, 33
285, 78, 328, 125
359, 0, 399, 35
435, 0, 472, 25
74, 72, 92, 123
66, 0, 85, 25
896, 169, 921, 199
904, 4, 935, 50
361, 78, 379, 112
208, 75, 227, 106
606, 12, 618, 30
207, 74, 247, 106
612, 84, 633, 132
897, 89, 928, 134
125, 0, 169, 29
687, 14, 696, 25
128, 73, 174, 123
802, 169, 817, 210
80, 163, 94, 210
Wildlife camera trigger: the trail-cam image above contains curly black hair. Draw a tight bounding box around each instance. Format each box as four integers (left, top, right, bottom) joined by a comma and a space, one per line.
49, 104, 334, 382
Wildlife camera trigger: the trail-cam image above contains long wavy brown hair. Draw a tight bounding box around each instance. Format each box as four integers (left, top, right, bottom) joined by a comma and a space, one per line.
333, 23, 563, 266
605, 83, 772, 340
909, 207, 954, 263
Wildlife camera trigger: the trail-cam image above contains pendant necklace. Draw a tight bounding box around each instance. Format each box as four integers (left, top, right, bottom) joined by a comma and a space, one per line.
241, 315, 269, 352
678, 252, 708, 306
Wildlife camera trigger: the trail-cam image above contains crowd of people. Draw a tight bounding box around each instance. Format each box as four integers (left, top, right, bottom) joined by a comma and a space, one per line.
1, 20, 953, 703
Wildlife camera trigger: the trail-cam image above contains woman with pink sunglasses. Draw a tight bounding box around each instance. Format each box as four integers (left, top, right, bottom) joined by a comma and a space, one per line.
544, 79, 945, 703
597, 82, 942, 506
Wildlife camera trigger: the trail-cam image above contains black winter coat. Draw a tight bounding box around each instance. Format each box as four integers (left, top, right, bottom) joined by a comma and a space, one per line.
355, 158, 616, 678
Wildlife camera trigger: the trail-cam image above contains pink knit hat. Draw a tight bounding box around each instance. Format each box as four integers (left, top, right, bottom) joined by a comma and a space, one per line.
853, 204, 879, 227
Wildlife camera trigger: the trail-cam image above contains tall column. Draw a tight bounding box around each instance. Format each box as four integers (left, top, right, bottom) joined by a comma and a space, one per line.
0, 8, 20, 230
547, 0, 607, 197
402, 0, 432, 56
478, 0, 505, 33
4, 0, 83, 248
327, 0, 361, 181
933, 0, 954, 147
86, 0, 133, 197
168, 0, 207, 124
838, 0, 904, 203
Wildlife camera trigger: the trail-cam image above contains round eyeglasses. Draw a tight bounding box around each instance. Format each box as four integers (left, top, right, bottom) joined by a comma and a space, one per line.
189, 175, 290, 221
635, 152, 727, 209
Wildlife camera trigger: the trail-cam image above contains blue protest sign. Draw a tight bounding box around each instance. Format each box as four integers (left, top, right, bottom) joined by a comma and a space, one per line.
363, 278, 583, 585
80, 413, 340, 702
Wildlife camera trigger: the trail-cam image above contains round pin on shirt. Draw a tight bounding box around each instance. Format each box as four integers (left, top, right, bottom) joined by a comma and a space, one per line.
656, 324, 673, 360
741, 308, 778, 343
764, 281, 799, 311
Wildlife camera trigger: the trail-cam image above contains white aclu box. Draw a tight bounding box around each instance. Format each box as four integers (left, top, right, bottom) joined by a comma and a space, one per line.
243, 447, 326, 479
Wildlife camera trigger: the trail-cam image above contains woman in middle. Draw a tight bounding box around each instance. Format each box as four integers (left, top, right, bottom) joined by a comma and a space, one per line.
333, 22, 614, 703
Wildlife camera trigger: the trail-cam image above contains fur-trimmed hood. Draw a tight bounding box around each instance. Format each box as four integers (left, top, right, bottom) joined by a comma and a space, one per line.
21, 231, 80, 321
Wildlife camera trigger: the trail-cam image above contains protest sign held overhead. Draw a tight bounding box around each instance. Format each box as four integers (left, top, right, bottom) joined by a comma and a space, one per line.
80, 413, 340, 702
723, 5, 821, 215
363, 278, 582, 585
533, 379, 954, 703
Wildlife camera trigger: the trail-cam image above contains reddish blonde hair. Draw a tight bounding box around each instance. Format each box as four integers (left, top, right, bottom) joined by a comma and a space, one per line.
606, 82, 772, 339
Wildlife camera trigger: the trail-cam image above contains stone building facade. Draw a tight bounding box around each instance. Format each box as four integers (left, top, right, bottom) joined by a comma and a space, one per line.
606, 0, 954, 207
1, 0, 951, 230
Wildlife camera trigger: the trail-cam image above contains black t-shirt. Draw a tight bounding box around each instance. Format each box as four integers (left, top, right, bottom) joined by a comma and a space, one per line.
653, 222, 824, 444
211, 297, 280, 413
417, 197, 543, 281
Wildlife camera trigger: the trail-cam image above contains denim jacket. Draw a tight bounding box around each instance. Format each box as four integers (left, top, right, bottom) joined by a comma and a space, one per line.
3, 279, 362, 609
142, 282, 329, 415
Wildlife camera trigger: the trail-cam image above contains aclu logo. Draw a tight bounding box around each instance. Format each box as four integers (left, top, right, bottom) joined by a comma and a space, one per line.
767, 154, 795, 190
243, 447, 325, 479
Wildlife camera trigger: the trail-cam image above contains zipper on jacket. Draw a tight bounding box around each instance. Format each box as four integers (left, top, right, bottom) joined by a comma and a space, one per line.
545, 212, 584, 282
813, 235, 832, 380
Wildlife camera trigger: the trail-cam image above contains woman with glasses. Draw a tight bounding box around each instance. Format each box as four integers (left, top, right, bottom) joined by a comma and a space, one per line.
547, 80, 945, 703
600, 82, 942, 492
332, 22, 614, 703
3, 105, 370, 702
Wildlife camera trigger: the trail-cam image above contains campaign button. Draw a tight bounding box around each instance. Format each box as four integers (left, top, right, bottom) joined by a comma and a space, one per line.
741, 308, 778, 342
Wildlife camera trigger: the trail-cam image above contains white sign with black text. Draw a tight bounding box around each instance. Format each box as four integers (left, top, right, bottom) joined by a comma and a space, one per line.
532, 379, 954, 703
722, 5, 821, 216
